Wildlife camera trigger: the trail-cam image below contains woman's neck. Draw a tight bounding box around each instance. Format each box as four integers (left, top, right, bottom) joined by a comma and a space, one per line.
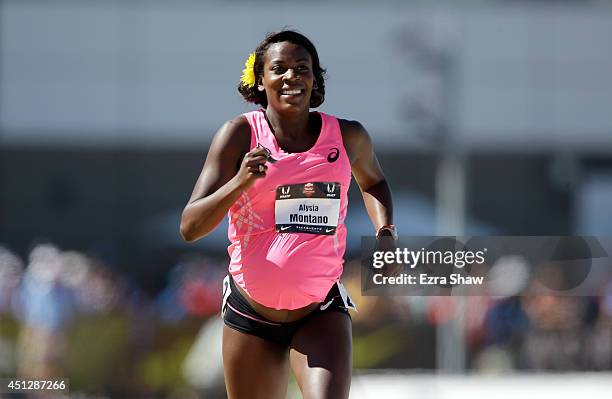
264, 108, 311, 141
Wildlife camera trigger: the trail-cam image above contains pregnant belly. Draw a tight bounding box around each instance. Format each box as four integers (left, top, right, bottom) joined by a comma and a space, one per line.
233, 281, 322, 322
229, 230, 345, 310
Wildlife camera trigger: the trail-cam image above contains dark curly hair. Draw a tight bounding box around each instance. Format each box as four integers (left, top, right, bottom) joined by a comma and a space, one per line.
237, 30, 326, 108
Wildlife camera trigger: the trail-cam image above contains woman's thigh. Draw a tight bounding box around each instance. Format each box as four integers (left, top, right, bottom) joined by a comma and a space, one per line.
222, 325, 290, 399
289, 312, 352, 399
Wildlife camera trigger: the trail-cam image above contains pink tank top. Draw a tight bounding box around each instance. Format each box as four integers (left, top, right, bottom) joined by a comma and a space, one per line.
227, 110, 352, 310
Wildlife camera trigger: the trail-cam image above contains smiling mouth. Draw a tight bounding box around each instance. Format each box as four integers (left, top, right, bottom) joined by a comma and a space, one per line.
280, 89, 303, 96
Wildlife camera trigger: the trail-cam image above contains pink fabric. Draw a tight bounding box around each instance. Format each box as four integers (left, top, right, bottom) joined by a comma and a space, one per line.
227, 109, 352, 310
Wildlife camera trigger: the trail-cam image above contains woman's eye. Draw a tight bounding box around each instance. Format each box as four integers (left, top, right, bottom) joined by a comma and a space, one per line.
272, 66, 285, 73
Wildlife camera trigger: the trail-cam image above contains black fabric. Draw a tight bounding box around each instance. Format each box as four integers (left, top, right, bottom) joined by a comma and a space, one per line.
222, 276, 350, 347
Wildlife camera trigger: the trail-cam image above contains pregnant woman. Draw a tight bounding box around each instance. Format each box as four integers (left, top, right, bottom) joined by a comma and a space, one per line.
180, 30, 395, 399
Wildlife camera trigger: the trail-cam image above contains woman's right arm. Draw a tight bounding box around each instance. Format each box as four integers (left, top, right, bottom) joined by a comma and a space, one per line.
180, 116, 268, 242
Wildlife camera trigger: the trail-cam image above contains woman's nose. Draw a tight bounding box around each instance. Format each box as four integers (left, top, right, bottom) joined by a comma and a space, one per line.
283, 68, 299, 81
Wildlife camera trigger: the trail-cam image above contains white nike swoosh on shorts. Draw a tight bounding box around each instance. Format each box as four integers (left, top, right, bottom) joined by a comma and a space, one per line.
319, 298, 335, 311
319, 281, 357, 311
221, 275, 231, 316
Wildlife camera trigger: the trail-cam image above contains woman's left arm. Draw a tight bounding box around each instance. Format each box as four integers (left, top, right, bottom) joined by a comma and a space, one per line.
340, 119, 394, 235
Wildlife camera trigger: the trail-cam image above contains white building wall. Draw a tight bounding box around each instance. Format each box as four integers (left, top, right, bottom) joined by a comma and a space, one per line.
1, 2, 611, 150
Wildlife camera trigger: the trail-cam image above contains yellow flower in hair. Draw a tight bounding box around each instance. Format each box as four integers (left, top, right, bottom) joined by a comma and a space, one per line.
241, 52, 256, 87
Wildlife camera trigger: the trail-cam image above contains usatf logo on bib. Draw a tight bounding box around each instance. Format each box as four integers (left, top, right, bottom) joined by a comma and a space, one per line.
303, 183, 315, 197
275, 182, 341, 235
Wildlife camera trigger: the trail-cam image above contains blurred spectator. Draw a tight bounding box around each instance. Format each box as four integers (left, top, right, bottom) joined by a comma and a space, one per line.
0, 245, 24, 375
584, 283, 612, 370
0, 245, 23, 313
154, 254, 225, 324
14, 243, 76, 378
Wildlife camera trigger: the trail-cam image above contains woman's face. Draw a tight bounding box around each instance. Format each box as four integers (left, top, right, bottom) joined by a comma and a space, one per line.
259, 41, 315, 114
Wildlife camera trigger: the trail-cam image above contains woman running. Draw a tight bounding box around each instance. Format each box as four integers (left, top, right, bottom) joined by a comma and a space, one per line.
180, 30, 395, 399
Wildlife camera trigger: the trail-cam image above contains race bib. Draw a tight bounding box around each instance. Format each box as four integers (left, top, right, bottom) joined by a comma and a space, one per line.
275, 182, 341, 235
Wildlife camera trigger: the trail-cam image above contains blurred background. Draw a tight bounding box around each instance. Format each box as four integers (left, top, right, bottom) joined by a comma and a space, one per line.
1, 0, 612, 398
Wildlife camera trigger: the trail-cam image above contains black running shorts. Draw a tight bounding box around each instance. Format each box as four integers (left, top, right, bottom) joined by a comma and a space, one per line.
221, 275, 356, 346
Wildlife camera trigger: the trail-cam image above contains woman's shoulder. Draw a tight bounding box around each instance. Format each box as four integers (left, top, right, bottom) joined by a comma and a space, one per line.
331, 117, 373, 163
336, 117, 365, 134
319, 112, 367, 141
336, 118, 371, 146
211, 114, 252, 153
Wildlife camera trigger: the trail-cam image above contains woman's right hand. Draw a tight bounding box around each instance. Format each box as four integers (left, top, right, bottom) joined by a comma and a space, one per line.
234, 146, 269, 190
181, 116, 263, 242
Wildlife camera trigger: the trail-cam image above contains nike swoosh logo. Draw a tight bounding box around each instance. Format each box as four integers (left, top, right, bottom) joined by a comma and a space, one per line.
280, 226, 291, 231
325, 228, 335, 233
320, 298, 335, 310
